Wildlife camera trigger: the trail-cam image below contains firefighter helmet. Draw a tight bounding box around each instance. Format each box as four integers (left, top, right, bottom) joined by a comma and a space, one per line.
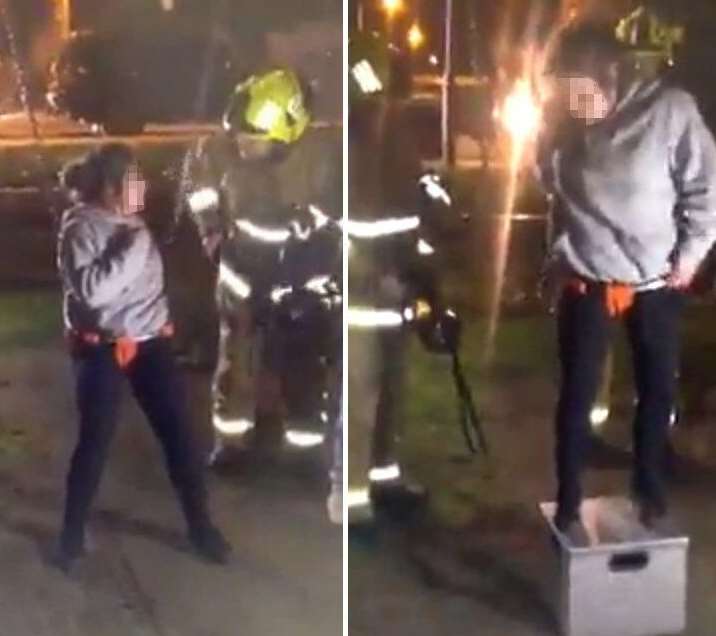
222, 69, 310, 144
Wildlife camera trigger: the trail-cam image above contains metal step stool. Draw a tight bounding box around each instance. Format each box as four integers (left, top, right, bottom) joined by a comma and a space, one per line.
540, 497, 688, 636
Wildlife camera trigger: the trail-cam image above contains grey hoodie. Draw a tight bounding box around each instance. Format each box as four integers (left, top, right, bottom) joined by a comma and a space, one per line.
539, 80, 716, 287
58, 204, 169, 339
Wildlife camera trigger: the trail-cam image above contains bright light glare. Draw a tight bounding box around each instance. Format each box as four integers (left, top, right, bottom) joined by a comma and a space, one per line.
498, 78, 541, 145
407, 23, 425, 50
382, 0, 404, 17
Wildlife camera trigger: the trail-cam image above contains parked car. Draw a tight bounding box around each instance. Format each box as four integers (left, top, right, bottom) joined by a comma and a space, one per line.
47, 26, 240, 134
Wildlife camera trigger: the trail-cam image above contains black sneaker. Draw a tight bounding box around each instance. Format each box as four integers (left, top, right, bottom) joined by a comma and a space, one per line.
638, 499, 668, 531
553, 509, 590, 548
370, 482, 427, 520
189, 525, 233, 565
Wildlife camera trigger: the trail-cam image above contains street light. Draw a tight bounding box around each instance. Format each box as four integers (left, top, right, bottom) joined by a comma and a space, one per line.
441, 0, 454, 166
407, 22, 425, 50
381, 0, 404, 20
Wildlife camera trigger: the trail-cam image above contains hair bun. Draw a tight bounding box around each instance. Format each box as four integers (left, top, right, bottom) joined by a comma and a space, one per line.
61, 159, 88, 193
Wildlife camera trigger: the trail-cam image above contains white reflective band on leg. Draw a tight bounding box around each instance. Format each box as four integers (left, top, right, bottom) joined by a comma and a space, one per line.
213, 415, 255, 436
284, 430, 326, 448
344, 216, 420, 238
235, 219, 291, 243
589, 406, 610, 428
187, 187, 219, 214
347, 308, 404, 328
347, 488, 372, 508
369, 463, 402, 483
219, 262, 251, 299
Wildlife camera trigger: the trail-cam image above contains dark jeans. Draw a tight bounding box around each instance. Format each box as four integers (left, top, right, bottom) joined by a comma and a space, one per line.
61, 337, 211, 550
555, 285, 684, 520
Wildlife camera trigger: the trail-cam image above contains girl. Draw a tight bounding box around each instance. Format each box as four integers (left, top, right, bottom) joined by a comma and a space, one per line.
56, 143, 231, 569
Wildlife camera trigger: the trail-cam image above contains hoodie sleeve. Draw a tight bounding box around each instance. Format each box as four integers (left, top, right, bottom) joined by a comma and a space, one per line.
670, 91, 716, 275
59, 217, 151, 309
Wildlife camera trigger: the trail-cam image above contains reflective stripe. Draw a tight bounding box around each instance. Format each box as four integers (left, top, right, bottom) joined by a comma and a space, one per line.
344, 216, 420, 238
369, 463, 401, 483
235, 219, 291, 243
417, 238, 435, 255
187, 187, 219, 214
589, 406, 610, 428
419, 174, 452, 205
308, 205, 331, 229
351, 60, 383, 94
284, 430, 325, 448
218, 262, 251, 299
347, 307, 404, 328
305, 275, 333, 294
213, 415, 255, 436
347, 488, 372, 508
270, 285, 293, 304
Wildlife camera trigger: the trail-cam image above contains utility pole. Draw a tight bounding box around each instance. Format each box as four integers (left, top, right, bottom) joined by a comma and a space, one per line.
357, 0, 365, 31
441, 0, 455, 166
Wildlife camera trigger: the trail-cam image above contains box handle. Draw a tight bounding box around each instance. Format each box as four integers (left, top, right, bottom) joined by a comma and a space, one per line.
608, 551, 650, 572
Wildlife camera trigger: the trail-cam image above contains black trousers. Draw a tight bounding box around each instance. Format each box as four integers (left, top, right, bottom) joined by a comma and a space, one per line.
555, 285, 684, 519
61, 337, 211, 549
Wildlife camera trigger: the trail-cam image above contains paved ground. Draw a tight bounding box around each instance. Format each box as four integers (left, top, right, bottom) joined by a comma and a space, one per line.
0, 315, 341, 636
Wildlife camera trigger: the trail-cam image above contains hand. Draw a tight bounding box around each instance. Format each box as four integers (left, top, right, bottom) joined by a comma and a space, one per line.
666, 265, 696, 290
202, 232, 222, 260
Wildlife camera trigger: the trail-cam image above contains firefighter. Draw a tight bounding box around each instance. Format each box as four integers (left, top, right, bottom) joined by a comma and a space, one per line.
347, 31, 437, 524
537, 23, 716, 535
185, 68, 342, 465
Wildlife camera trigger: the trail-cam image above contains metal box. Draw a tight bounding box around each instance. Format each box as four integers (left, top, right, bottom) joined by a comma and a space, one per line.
540, 497, 688, 636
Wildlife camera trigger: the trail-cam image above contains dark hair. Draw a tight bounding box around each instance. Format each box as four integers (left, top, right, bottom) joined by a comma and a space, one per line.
550, 23, 626, 85
62, 143, 136, 204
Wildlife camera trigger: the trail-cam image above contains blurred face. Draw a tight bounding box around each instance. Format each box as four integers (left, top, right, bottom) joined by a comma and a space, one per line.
557, 71, 616, 125
120, 163, 146, 216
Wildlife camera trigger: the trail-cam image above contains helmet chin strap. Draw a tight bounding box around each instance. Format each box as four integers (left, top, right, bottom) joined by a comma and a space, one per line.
236, 135, 276, 160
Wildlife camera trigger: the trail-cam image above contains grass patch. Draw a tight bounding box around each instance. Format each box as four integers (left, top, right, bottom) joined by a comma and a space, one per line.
0, 288, 62, 349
